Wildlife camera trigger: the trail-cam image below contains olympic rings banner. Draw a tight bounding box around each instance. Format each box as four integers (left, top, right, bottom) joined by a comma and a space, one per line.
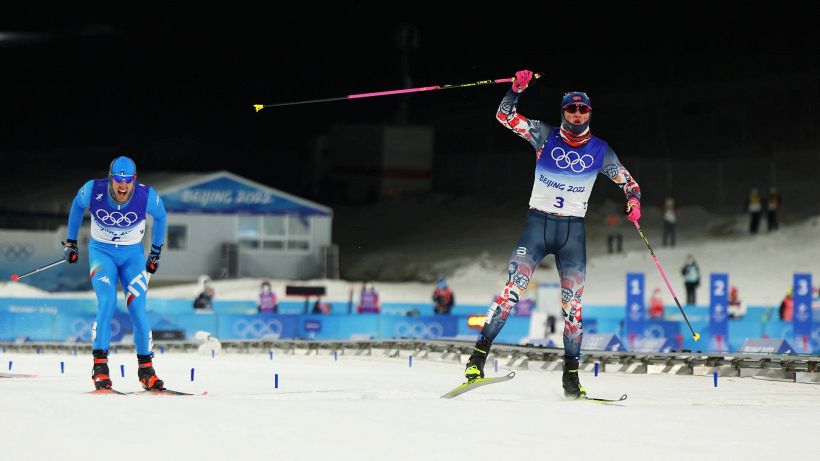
0, 297, 814, 352
379, 316, 458, 340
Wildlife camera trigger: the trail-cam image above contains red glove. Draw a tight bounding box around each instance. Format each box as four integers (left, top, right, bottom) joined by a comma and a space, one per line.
625, 198, 641, 223
512, 70, 533, 93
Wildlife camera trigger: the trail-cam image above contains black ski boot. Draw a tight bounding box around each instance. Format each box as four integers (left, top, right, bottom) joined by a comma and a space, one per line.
562, 357, 587, 399
137, 354, 165, 390
92, 349, 112, 390
464, 337, 492, 381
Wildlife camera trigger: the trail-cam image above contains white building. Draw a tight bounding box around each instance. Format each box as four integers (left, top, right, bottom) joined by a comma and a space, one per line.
155, 171, 334, 280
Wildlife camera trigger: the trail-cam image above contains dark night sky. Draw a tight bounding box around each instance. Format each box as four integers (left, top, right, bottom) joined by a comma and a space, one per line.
1, 4, 818, 199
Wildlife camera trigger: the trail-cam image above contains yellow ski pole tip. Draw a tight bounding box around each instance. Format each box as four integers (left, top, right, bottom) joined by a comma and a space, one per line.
693, 333, 701, 341
253, 104, 264, 112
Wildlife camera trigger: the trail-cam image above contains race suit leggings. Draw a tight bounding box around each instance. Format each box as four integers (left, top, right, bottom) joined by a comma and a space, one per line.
89, 242, 153, 355
477, 209, 587, 359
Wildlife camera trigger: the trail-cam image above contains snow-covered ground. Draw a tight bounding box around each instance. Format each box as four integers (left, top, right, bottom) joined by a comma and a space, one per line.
1, 351, 817, 461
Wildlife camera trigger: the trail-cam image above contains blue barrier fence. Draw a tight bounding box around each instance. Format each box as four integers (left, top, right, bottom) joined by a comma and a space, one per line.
0, 297, 817, 352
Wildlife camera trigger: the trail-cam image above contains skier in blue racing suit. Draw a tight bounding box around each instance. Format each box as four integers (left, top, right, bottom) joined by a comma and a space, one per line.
64, 156, 167, 390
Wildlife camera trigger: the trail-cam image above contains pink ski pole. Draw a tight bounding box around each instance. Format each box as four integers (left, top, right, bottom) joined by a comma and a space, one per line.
253, 73, 540, 112
633, 220, 700, 341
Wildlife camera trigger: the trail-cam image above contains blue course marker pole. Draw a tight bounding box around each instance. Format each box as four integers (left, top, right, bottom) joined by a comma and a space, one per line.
269, 350, 273, 360
334, 351, 338, 361
713, 372, 718, 388
594, 362, 599, 377
409, 355, 413, 368
494, 359, 498, 373
60, 361, 65, 374
159, 346, 165, 354
8, 360, 12, 371
274, 373, 279, 389
191, 368, 195, 382
211, 349, 215, 359
36, 347, 41, 354
120, 364, 125, 378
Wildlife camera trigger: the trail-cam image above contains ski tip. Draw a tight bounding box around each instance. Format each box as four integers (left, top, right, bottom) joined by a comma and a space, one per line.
581, 393, 628, 403
87, 388, 126, 395
134, 389, 207, 396
0, 372, 38, 379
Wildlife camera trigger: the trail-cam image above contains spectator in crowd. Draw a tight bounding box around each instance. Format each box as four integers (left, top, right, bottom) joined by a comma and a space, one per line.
606, 207, 623, 253
193, 276, 215, 311
766, 187, 782, 232
312, 296, 331, 315
662, 197, 678, 247
648, 287, 664, 319
433, 276, 455, 315
779, 288, 793, 321
680, 255, 700, 305
746, 188, 762, 234
546, 314, 557, 334
258, 280, 278, 313
727, 284, 747, 319
356, 282, 381, 314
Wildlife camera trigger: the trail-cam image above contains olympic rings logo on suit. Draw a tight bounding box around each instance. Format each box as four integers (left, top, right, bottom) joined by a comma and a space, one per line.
233, 318, 284, 339
95, 209, 139, 227
393, 321, 444, 339
551, 147, 594, 173
0, 243, 34, 261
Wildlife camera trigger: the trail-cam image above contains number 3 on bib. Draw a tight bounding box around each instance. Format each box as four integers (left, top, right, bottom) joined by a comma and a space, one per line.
554, 197, 565, 208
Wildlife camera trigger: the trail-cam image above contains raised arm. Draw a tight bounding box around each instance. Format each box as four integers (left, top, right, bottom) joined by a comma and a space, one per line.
495, 70, 551, 151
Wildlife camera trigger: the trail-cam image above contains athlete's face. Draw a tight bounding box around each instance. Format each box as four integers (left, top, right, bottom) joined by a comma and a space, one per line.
111, 177, 135, 202
563, 107, 591, 126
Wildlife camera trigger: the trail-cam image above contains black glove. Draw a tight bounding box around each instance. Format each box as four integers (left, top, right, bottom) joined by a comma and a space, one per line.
146, 244, 162, 274
63, 239, 79, 264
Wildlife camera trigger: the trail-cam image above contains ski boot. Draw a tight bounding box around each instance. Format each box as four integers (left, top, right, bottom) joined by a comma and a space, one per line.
92, 349, 112, 390
464, 337, 491, 381
137, 354, 165, 390
562, 357, 587, 399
